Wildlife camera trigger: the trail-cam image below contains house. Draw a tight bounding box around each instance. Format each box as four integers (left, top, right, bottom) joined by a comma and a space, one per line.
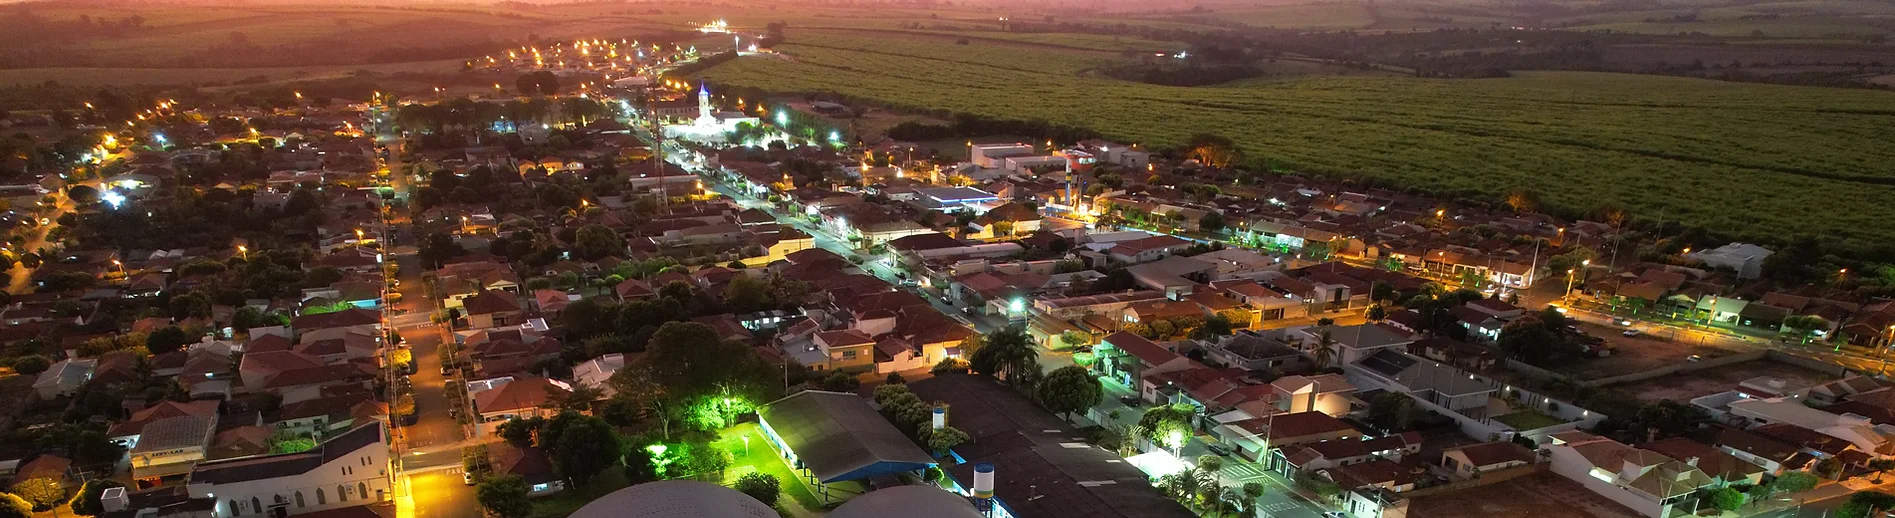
272, 392, 388, 438
1439, 441, 1535, 479
573, 354, 627, 396
1726, 397, 1893, 454
1640, 437, 1765, 486
1225, 411, 1360, 467
469, 377, 572, 437
130, 414, 219, 484
809, 330, 877, 373
33, 357, 97, 398
1685, 243, 1773, 279
1301, 324, 1414, 366
1547, 432, 1714, 518
1204, 330, 1303, 373
1270, 374, 1355, 417
460, 290, 524, 329
8, 454, 73, 489
1096, 332, 1191, 395
109, 400, 221, 451
187, 424, 390, 518
1105, 235, 1193, 264
1279, 432, 1422, 473
490, 443, 565, 496
1712, 426, 1810, 474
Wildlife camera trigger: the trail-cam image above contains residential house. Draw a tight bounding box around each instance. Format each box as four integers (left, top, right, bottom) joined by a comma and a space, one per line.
1221, 411, 1360, 467
33, 357, 97, 398
1546, 432, 1714, 518
460, 290, 524, 329
1439, 441, 1535, 479
1640, 437, 1765, 487
1271, 374, 1356, 417
1096, 332, 1192, 394
129, 414, 219, 484
469, 377, 573, 437
1204, 330, 1304, 373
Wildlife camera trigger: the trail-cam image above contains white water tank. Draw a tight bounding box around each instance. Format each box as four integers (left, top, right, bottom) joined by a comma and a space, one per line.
101, 487, 129, 513
972, 463, 995, 499
932, 406, 946, 430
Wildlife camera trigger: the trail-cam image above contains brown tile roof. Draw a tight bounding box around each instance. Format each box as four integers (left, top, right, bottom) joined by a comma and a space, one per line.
1641, 437, 1764, 482
461, 290, 522, 316
1102, 331, 1179, 366
1447, 441, 1534, 468
473, 377, 569, 414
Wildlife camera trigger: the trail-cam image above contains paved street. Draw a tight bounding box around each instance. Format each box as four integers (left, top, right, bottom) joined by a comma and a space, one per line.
378, 138, 481, 518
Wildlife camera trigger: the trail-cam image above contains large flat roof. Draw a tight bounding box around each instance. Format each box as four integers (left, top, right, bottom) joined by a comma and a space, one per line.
758, 390, 934, 483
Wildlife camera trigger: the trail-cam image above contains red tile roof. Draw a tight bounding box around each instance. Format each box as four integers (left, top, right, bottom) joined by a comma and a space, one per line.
1102, 331, 1180, 366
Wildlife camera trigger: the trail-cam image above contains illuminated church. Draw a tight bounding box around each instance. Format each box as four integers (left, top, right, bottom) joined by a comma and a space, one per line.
661, 83, 759, 143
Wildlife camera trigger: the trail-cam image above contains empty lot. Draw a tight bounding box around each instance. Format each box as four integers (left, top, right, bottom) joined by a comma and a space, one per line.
1608, 359, 1838, 405
1410, 473, 1640, 518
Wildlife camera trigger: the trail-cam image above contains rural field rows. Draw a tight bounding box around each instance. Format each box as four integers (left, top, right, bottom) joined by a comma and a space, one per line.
700, 33, 1895, 247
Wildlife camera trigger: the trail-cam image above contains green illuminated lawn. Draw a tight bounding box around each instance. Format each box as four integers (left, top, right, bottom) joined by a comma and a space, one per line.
714, 422, 826, 510
1494, 410, 1565, 431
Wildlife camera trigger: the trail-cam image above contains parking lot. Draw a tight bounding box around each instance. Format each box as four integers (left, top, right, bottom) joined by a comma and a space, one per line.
1610, 358, 1838, 404
1557, 321, 1754, 381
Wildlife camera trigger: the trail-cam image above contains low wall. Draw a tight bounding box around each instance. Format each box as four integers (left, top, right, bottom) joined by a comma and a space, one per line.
1403, 463, 1546, 499
1583, 350, 1768, 387
1765, 350, 1851, 376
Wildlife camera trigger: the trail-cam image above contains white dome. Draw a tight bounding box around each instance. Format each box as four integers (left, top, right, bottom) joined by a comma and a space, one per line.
830, 485, 984, 518
570, 480, 775, 518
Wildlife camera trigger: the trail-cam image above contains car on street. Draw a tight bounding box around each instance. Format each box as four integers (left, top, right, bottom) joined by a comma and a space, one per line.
463, 471, 476, 485
1687, 354, 1703, 362
1622, 329, 1640, 337
1206, 444, 1232, 456
1323, 512, 1347, 518
1119, 395, 1141, 407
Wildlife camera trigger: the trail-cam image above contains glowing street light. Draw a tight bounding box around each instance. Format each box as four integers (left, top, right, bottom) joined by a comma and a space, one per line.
237, 245, 249, 260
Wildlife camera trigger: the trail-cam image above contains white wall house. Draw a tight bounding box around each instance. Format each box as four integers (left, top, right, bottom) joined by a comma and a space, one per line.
1546, 432, 1712, 518
187, 424, 391, 518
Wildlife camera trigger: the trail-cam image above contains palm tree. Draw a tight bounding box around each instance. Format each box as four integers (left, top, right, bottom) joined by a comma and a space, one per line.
1312, 330, 1337, 369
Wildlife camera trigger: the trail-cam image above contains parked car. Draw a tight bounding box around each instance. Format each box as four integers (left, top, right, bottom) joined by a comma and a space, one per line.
1206, 444, 1232, 457
1119, 395, 1141, 407
463, 471, 476, 485
1686, 355, 1703, 362
1622, 329, 1640, 337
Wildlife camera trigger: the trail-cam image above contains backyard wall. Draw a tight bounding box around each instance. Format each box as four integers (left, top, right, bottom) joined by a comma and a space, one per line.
1764, 350, 1851, 376
1403, 463, 1546, 499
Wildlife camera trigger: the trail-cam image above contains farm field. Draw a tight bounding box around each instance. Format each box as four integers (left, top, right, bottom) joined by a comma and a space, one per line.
0, 59, 468, 88
698, 32, 1895, 249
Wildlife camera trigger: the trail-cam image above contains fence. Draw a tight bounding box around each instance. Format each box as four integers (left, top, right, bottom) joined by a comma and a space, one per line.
1402, 463, 1547, 499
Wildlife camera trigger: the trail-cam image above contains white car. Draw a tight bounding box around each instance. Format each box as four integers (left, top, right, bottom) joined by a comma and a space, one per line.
1622, 329, 1640, 337
463, 471, 476, 485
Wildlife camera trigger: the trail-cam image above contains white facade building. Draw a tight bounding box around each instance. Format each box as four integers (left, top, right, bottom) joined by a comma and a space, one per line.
187, 424, 390, 518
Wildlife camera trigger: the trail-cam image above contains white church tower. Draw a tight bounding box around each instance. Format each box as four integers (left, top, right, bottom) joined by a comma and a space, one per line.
695, 82, 715, 125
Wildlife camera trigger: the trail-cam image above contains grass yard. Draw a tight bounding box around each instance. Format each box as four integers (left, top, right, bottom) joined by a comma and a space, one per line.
714, 422, 826, 510
698, 32, 1895, 250
1493, 409, 1566, 431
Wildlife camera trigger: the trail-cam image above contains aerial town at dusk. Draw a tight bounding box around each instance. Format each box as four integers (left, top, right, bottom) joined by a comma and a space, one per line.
0, 1, 1892, 518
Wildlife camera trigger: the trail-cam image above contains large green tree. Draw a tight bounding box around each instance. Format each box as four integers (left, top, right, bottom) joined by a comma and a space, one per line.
968, 326, 1038, 383
607, 322, 773, 439
549, 414, 620, 487
1035, 366, 1103, 421
476, 475, 532, 518
572, 224, 625, 261
0, 492, 31, 518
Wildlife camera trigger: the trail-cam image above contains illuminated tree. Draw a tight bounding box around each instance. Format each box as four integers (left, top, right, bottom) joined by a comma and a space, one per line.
10, 478, 63, 517
1183, 133, 1242, 169
0, 492, 31, 518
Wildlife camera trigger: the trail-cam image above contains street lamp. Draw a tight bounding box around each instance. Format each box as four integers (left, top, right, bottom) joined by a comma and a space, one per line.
237, 245, 248, 260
